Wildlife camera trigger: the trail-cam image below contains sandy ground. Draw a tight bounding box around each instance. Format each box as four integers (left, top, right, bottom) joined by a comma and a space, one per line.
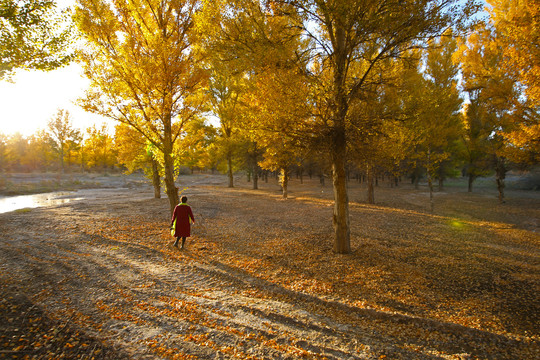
0, 173, 539, 359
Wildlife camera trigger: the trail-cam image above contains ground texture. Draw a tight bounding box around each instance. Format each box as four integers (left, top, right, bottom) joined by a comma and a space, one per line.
0, 173, 539, 359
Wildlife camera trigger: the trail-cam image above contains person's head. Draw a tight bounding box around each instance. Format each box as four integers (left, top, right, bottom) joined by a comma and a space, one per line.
181, 196, 188, 204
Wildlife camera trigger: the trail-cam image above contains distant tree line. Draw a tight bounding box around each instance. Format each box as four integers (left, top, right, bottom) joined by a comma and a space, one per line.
0, 110, 116, 173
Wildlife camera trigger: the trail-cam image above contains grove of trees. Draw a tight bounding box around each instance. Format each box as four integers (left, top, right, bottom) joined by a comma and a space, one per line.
1, 0, 538, 253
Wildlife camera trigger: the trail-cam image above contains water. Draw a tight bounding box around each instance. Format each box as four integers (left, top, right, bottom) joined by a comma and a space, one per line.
0, 192, 83, 213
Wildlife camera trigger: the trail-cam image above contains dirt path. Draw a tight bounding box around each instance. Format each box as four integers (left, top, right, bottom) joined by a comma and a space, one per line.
0, 187, 376, 359
1, 175, 538, 359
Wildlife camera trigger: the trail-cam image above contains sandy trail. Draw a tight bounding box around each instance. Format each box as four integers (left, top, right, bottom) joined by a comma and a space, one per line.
1, 183, 374, 359
0, 174, 538, 359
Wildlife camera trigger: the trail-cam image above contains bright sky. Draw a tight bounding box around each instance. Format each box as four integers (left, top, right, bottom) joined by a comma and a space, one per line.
0, 0, 113, 138
0, 63, 113, 137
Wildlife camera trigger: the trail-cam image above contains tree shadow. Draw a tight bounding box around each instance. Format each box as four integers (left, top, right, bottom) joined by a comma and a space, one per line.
180, 250, 538, 359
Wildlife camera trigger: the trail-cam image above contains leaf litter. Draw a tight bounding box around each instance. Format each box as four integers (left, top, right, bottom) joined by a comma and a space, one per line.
0, 174, 538, 359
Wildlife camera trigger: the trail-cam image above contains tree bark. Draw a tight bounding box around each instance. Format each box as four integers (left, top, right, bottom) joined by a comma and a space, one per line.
367, 165, 374, 204
412, 166, 421, 189
60, 146, 65, 174
427, 149, 434, 213
331, 127, 350, 254
163, 116, 179, 214
253, 167, 258, 189
151, 157, 161, 199
428, 176, 434, 213
468, 173, 475, 192
227, 152, 234, 188
280, 167, 289, 199
495, 157, 506, 204
329, 21, 351, 254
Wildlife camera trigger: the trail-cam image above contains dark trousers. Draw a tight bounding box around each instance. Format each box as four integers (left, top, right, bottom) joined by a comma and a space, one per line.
174, 236, 186, 248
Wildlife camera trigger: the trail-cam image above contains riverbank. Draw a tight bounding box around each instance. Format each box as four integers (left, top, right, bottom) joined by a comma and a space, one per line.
0, 172, 148, 196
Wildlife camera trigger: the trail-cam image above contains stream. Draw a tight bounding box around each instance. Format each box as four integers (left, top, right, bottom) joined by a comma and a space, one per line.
0, 192, 83, 213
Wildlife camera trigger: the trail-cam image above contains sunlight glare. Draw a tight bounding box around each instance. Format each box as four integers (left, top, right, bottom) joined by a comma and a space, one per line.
0, 64, 112, 137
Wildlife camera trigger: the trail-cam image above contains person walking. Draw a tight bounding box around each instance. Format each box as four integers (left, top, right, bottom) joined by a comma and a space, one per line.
170, 196, 195, 249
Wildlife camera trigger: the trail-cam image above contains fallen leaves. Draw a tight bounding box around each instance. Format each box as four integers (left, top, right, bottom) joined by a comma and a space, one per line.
1, 174, 538, 359
0, 286, 129, 359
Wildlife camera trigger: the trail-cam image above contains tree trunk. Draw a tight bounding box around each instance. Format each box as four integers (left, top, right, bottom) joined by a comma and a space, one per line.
253, 166, 258, 190
329, 21, 352, 254
496, 176, 505, 203
427, 150, 434, 213
495, 157, 506, 204
227, 152, 234, 188
151, 157, 161, 199
60, 146, 65, 174
331, 128, 350, 254
367, 166, 374, 204
468, 173, 475, 192
163, 164, 178, 214
280, 168, 289, 199
428, 176, 434, 213
163, 117, 179, 214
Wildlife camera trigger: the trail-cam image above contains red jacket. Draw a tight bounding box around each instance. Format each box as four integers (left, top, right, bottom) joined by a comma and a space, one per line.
171, 203, 195, 237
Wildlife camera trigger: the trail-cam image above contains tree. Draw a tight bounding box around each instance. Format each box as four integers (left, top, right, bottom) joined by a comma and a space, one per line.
285, 0, 478, 253
487, 0, 540, 165
175, 117, 217, 173
22, 130, 53, 171
456, 22, 531, 202
247, 40, 312, 199
460, 94, 493, 192
47, 109, 81, 173
205, 60, 246, 188
0, 0, 73, 79
348, 59, 403, 204
5, 132, 28, 171
115, 123, 162, 198
488, 0, 540, 106
401, 32, 464, 211
200, 0, 478, 252
198, 0, 312, 192
83, 124, 117, 170
75, 0, 207, 213
0, 133, 7, 172
424, 31, 463, 191
244, 140, 263, 189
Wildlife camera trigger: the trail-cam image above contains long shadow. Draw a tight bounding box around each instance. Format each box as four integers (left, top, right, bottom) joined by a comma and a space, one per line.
0, 284, 131, 359
182, 252, 538, 359
59, 189, 538, 358
193, 186, 540, 339
17, 218, 534, 359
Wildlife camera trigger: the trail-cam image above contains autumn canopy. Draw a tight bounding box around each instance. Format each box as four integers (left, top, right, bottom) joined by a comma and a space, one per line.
1, 0, 538, 254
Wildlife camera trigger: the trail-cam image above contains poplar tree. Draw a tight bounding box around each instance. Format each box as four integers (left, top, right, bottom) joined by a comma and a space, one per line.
287, 0, 478, 252
487, 0, 540, 164
0, 0, 73, 79
47, 109, 81, 173
457, 22, 530, 202
115, 123, 161, 198
75, 0, 206, 213
199, 0, 478, 252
